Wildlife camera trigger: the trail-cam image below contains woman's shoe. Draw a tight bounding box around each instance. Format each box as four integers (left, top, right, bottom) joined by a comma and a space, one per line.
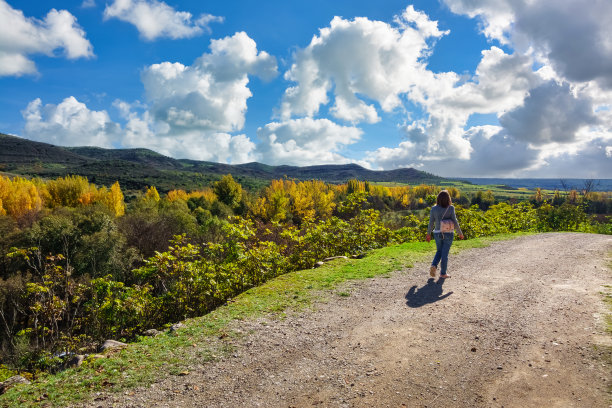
429, 265, 437, 277
439, 274, 451, 279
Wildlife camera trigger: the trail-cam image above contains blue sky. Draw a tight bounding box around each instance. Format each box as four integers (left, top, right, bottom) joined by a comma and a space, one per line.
0, 0, 610, 178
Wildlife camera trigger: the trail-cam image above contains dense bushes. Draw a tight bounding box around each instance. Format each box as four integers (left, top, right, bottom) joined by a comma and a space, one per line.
0, 200, 394, 372
0, 174, 609, 377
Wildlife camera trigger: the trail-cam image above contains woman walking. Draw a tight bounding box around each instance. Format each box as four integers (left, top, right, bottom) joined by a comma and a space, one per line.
426, 190, 464, 279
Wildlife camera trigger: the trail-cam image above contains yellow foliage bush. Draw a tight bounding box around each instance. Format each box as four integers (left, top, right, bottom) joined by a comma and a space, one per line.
0, 175, 43, 218
167, 189, 189, 202
0, 175, 126, 218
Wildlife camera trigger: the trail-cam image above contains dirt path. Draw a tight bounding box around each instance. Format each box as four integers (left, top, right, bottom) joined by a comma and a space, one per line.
88, 233, 612, 408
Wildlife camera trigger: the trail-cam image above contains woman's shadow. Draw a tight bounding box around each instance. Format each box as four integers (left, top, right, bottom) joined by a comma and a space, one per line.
405, 278, 453, 308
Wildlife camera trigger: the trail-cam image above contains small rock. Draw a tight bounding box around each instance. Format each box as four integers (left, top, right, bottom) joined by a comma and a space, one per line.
170, 323, 184, 332
0, 375, 30, 394
314, 261, 325, 268
65, 354, 85, 368
471, 347, 477, 352
100, 340, 128, 352
143, 329, 162, 337
497, 366, 503, 370
323, 256, 348, 262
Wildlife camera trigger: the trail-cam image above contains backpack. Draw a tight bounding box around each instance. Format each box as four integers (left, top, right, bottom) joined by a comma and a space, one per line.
440, 206, 455, 233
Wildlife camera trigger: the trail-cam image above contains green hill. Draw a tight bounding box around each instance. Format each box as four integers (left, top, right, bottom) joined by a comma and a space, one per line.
0, 133, 444, 191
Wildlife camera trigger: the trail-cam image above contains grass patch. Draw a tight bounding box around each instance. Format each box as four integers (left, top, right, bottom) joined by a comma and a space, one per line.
0, 232, 524, 407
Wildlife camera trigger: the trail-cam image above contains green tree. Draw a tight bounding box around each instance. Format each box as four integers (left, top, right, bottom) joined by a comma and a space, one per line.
213, 175, 243, 209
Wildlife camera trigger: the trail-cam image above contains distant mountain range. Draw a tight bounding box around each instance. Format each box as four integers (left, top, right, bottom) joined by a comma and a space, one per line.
458, 177, 612, 192
0, 133, 443, 191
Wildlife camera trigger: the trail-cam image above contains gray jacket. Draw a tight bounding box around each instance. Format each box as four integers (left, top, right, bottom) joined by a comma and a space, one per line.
427, 205, 462, 235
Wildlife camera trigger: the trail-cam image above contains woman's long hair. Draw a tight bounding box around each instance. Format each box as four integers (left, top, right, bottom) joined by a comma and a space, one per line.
436, 190, 452, 208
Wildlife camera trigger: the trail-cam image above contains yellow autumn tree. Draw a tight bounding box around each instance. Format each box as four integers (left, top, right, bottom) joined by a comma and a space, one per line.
167, 189, 189, 202
252, 179, 336, 224
368, 184, 390, 198
187, 188, 217, 203
533, 188, 544, 203
292, 180, 336, 221
46, 175, 93, 207
251, 196, 270, 220
412, 184, 437, 199
265, 179, 292, 222
447, 187, 461, 201
104, 181, 125, 216
145, 186, 161, 202
290, 181, 315, 222
78, 187, 99, 206
0, 176, 43, 218
14, 177, 42, 215
333, 183, 348, 195
347, 179, 366, 194
251, 179, 292, 222
0, 176, 9, 205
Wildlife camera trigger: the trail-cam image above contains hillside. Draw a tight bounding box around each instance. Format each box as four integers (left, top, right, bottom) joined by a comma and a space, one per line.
0, 133, 443, 191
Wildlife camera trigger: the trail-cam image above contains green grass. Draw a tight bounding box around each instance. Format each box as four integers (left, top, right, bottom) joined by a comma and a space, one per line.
0, 233, 526, 407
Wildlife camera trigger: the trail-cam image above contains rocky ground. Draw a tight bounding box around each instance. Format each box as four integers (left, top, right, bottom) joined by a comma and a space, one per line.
84, 233, 612, 408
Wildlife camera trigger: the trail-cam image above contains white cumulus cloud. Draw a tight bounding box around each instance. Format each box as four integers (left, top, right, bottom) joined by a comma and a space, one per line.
20, 32, 275, 164
280, 5, 448, 123
0, 0, 93, 76
22, 97, 120, 147
527, 137, 612, 178
115, 99, 257, 163
433, 0, 612, 178
365, 45, 539, 168
422, 126, 540, 177
277, 7, 553, 170
442, 0, 612, 88
142, 32, 277, 133
433, 47, 538, 114
499, 81, 599, 145
255, 118, 363, 166
104, 0, 223, 41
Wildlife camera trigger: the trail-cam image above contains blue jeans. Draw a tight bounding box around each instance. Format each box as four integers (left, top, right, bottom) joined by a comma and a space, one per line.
432, 232, 454, 275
